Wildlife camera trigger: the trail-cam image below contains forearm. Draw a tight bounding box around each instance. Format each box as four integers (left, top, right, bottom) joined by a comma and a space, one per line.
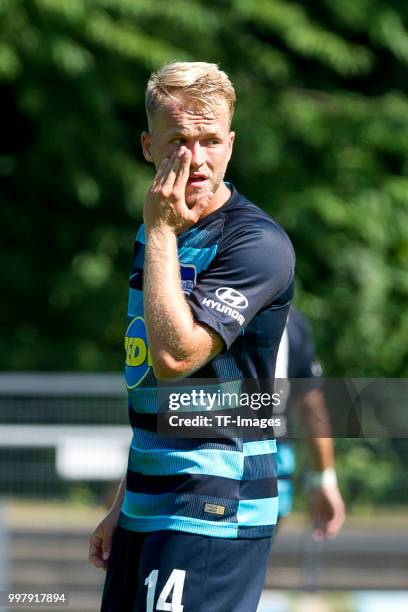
300, 391, 345, 538
308, 436, 335, 471
299, 388, 335, 471
144, 225, 202, 377
109, 473, 126, 518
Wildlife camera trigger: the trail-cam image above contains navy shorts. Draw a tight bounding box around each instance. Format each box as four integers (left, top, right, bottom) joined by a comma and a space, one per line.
101, 527, 272, 612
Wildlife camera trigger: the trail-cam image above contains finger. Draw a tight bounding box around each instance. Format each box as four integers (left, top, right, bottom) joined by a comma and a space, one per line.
89, 537, 103, 566
315, 509, 343, 540
161, 154, 182, 192
153, 157, 172, 188
311, 510, 325, 540
152, 156, 172, 188
89, 534, 101, 559
173, 148, 191, 190
89, 548, 106, 568
155, 150, 181, 192
313, 528, 324, 541
326, 510, 345, 538
101, 532, 113, 561
89, 554, 106, 569
325, 521, 339, 539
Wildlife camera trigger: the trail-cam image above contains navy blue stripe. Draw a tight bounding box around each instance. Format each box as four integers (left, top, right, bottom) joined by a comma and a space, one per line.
132, 239, 145, 260
127, 470, 277, 499
128, 408, 155, 429
237, 524, 275, 538
243, 453, 278, 480
240, 477, 277, 499
127, 471, 239, 497
129, 268, 144, 290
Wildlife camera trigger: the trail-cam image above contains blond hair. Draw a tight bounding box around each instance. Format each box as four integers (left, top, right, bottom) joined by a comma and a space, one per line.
145, 61, 236, 127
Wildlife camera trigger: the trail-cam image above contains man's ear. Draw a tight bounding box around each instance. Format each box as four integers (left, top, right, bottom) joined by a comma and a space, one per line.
227, 131, 235, 163
141, 131, 153, 163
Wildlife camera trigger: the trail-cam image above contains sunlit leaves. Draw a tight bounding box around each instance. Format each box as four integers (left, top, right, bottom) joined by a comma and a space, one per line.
1, 0, 407, 376
234, 0, 373, 75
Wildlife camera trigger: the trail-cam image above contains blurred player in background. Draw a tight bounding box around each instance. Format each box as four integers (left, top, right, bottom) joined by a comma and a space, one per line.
275, 309, 345, 539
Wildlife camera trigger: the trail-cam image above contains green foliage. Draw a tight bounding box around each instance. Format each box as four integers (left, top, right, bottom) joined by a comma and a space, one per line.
1, 0, 407, 375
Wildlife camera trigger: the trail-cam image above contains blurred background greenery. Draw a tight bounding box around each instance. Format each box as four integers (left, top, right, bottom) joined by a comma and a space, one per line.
1, 0, 407, 508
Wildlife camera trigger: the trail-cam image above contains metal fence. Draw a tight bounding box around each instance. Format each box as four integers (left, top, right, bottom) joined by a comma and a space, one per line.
0, 373, 130, 499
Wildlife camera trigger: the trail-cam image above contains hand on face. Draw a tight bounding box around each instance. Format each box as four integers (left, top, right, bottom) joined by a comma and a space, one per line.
144, 146, 212, 234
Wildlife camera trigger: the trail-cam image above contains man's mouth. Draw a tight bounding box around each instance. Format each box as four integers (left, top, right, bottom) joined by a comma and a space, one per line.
187, 175, 208, 187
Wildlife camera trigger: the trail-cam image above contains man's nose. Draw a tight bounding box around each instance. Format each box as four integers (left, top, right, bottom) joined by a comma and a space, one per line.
188, 142, 204, 167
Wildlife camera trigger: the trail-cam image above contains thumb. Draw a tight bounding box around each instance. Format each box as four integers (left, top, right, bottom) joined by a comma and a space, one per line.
102, 533, 112, 561
189, 193, 212, 223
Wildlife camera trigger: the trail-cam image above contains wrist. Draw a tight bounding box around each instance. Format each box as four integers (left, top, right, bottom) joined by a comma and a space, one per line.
307, 467, 338, 490
108, 496, 123, 519
145, 222, 176, 237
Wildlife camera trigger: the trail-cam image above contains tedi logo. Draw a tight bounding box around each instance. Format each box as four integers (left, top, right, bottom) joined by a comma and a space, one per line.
202, 290, 247, 326
124, 316, 152, 389
215, 287, 248, 309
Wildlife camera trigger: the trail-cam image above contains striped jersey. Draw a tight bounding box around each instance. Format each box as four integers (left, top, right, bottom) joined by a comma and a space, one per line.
119, 184, 295, 539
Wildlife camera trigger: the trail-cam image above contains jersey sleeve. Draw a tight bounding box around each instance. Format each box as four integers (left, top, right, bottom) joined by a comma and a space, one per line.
187, 223, 295, 350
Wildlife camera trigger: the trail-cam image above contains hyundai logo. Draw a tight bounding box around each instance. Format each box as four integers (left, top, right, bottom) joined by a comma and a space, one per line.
215, 287, 248, 309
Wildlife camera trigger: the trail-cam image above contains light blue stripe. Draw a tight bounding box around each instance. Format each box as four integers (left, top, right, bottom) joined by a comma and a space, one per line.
130, 428, 235, 452
277, 479, 294, 518
178, 245, 217, 273
123, 490, 235, 519
119, 509, 239, 538
178, 226, 211, 248
128, 445, 244, 479
135, 225, 145, 244
237, 497, 279, 526
127, 288, 143, 317
243, 439, 277, 456
277, 441, 296, 476
123, 490, 175, 516
136, 226, 216, 269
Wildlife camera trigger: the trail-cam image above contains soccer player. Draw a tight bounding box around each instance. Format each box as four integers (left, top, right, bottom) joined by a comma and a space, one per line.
275, 309, 345, 539
89, 62, 295, 612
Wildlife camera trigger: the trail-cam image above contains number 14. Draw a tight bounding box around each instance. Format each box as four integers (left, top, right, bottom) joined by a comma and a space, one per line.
145, 569, 186, 612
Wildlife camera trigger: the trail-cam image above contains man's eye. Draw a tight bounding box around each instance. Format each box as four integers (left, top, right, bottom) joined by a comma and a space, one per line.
206, 139, 220, 145
172, 138, 186, 145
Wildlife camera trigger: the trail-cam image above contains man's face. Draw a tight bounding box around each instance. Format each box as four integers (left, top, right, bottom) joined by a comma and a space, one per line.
142, 97, 235, 208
